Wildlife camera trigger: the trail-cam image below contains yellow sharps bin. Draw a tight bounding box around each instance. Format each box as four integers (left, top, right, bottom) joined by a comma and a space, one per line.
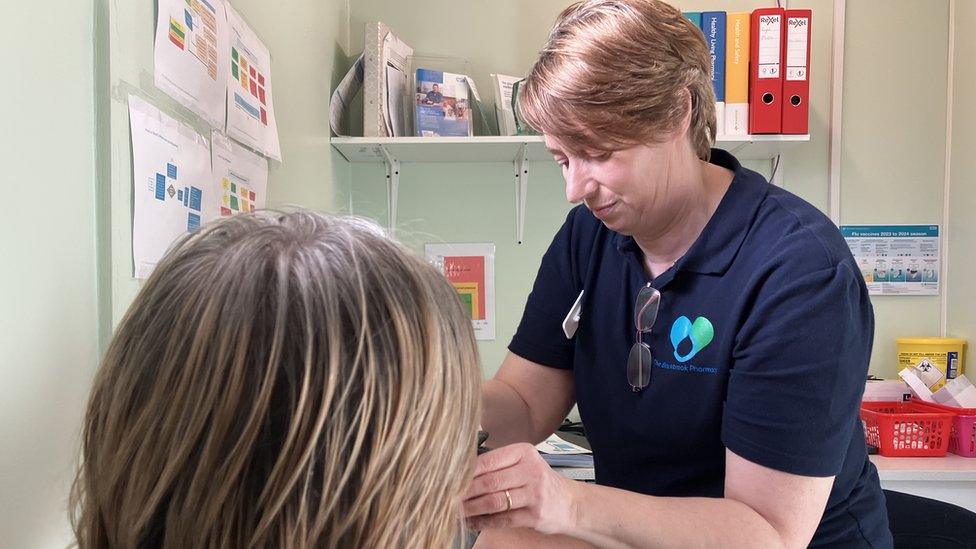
896, 337, 966, 391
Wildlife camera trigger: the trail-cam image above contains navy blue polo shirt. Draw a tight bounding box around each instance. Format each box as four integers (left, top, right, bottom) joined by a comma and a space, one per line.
510, 149, 892, 547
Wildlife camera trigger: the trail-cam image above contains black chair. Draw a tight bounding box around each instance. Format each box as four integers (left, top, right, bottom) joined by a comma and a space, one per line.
885, 490, 976, 548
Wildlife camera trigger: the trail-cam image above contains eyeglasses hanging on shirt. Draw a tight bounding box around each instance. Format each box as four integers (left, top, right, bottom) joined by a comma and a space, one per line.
628, 283, 661, 392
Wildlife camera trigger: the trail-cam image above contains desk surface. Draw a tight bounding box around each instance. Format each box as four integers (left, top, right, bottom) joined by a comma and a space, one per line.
870, 454, 976, 482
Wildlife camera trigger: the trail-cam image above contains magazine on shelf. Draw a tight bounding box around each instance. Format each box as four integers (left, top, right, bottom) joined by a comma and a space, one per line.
363, 21, 413, 137
414, 69, 473, 137
510, 79, 539, 135
490, 73, 521, 136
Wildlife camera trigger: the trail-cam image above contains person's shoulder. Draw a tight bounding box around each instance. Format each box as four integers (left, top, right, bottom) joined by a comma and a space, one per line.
749, 183, 853, 273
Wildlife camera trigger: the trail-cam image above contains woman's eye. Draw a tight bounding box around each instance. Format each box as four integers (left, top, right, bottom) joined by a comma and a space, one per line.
555, 158, 568, 168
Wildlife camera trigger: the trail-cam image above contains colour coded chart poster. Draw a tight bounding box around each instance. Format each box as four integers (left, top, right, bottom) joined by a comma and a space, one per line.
841, 225, 940, 296
226, 5, 281, 160
425, 243, 496, 340
129, 95, 216, 279
212, 131, 268, 217
154, 0, 230, 128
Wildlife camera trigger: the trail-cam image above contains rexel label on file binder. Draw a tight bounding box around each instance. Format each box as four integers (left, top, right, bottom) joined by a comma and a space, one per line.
785, 16, 809, 82
757, 13, 782, 79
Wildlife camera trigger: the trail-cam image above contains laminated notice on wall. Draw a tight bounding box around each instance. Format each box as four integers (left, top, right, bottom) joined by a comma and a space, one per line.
129, 95, 216, 278
211, 131, 268, 217
154, 0, 230, 128
225, 4, 281, 160
425, 243, 496, 340
841, 225, 940, 296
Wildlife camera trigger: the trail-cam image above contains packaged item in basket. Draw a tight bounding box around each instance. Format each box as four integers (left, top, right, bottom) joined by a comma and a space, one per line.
864, 379, 912, 402
933, 375, 976, 408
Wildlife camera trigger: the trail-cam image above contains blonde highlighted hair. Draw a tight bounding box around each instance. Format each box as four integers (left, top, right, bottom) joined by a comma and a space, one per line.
71, 210, 481, 547
519, 0, 716, 160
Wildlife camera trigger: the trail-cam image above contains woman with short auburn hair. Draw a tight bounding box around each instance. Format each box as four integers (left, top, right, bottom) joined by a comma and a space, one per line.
465, 1, 892, 547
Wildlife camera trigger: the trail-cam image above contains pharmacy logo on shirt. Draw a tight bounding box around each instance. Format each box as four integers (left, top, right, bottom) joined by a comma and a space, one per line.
670, 316, 714, 363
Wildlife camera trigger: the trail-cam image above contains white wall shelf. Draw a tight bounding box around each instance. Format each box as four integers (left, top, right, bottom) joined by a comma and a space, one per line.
331, 134, 810, 243
331, 134, 810, 163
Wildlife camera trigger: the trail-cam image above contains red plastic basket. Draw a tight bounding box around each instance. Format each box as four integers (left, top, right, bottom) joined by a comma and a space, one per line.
860, 401, 953, 457
913, 401, 976, 457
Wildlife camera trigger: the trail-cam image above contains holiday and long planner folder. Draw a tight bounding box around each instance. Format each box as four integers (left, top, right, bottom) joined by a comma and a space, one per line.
782, 9, 812, 134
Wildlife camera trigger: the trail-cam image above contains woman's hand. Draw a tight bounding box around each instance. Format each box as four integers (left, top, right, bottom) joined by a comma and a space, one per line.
463, 443, 580, 535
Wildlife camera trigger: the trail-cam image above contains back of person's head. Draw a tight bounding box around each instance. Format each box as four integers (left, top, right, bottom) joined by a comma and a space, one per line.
71, 210, 481, 547
519, 0, 716, 160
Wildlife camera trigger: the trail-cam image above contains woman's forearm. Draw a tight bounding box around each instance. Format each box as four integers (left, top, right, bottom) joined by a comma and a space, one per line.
564, 482, 785, 549
481, 378, 539, 447
480, 353, 577, 448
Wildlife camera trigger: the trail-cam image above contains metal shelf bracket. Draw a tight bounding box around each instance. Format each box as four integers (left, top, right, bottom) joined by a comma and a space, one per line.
514, 143, 529, 245
378, 145, 400, 236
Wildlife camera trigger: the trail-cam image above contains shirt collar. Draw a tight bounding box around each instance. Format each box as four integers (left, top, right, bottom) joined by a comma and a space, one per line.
613, 148, 769, 276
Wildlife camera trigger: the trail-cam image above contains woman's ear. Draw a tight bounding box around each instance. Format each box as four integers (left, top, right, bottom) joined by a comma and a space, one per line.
678, 89, 694, 138
666, 89, 695, 151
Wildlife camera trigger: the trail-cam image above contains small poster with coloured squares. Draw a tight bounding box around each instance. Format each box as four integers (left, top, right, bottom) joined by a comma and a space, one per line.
154, 0, 230, 128
129, 95, 217, 279
212, 131, 268, 217
226, 4, 281, 161
425, 243, 495, 340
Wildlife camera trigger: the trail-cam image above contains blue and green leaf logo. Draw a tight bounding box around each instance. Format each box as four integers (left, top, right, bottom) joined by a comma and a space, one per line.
670, 316, 714, 363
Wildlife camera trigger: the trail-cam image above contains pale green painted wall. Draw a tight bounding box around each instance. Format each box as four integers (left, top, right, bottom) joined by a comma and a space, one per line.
230, 1, 351, 212
948, 1, 976, 363
103, 0, 351, 327
0, 2, 99, 547
349, 161, 573, 376
841, 0, 949, 376
0, 0, 352, 543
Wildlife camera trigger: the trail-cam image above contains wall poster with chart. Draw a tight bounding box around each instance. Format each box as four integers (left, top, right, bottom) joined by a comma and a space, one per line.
425, 243, 496, 340
154, 0, 230, 128
211, 131, 268, 217
128, 95, 216, 279
225, 4, 281, 160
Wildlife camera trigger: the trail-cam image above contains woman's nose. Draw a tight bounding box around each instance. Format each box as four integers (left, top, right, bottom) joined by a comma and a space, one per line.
564, 166, 595, 204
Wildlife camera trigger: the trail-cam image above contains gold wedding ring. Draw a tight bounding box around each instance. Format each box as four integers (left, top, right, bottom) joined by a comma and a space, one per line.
504, 489, 513, 512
